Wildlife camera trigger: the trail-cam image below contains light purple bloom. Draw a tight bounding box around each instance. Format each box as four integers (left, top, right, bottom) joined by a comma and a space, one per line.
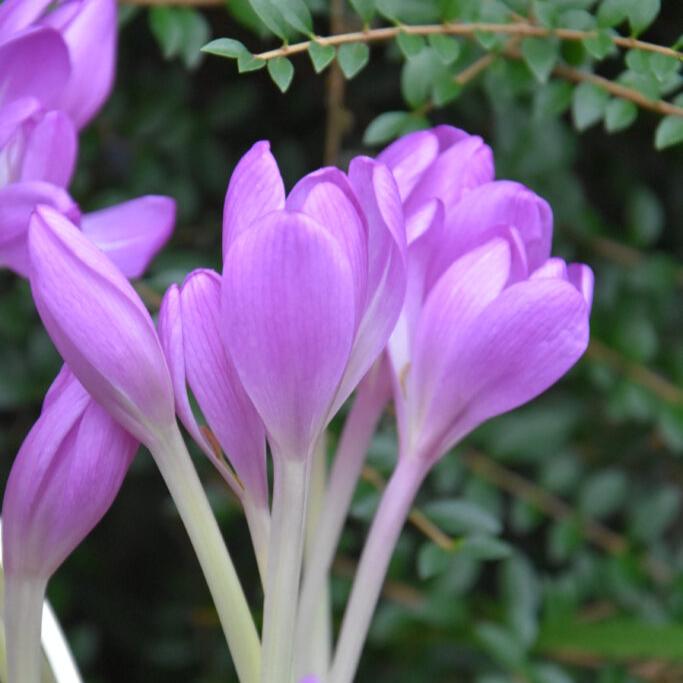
2, 365, 137, 580
377, 126, 593, 464
221, 141, 406, 460
28, 206, 176, 446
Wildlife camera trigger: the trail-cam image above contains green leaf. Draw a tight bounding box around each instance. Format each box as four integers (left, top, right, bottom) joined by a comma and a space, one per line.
432, 75, 462, 106
267, 57, 294, 92
307, 41, 336, 73
572, 81, 609, 130
604, 98, 638, 132
475, 30, 501, 50
521, 37, 559, 83
538, 619, 683, 661
629, 486, 680, 541
583, 29, 615, 59
278, 0, 313, 36
650, 53, 680, 82
502, 555, 539, 647
349, 0, 376, 23
179, 9, 210, 68
533, 80, 573, 119
363, 111, 416, 145
424, 500, 502, 536
201, 38, 248, 59
533, 0, 559, 28
337, 42, 370, 79
655, 115, 683, 149
457, 535, 512, 561
597, 0, 628, 28
475, 622, 526, 670
625, 49, 651, 75
626, 186, 663, 245
560, 8, 595, 31
397, 31, 426, 58
428, 34, 460, 64
247, 0, 289, 39
417, 542, 452, 579
578, 469, 628, 519
627, 0, 660, 36
401, 49, 437, 108
237, 51, 266, 72
149, 8, 185, 59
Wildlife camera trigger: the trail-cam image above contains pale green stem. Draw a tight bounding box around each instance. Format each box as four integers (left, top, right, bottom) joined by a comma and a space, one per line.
261, 455, 311, 683
41, 600, 82, 683
296, 376, 388, 657
329, 456, 429, 683
243, 494, 271, 588
295, 436, 331, 679
4, 574, 47, 683
149, 424, 261, 683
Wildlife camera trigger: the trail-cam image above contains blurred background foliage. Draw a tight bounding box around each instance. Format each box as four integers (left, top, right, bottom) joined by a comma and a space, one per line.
1, 0, 683, 681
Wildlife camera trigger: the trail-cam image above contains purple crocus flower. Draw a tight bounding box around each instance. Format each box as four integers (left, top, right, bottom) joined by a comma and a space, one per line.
0, 1, 175, 277
2, 365, 137, 683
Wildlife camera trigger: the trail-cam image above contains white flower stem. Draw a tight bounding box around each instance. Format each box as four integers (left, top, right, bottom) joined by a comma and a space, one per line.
4, 574, 47, 683
150, 424, 261, 683
296, 375, 388, 656
243, 494, 271, 588
261, 455, 311, 683
329, 456, 428, 683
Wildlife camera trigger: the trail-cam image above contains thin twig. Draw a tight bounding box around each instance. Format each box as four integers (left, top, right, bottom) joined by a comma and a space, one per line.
253, 22, 682, 62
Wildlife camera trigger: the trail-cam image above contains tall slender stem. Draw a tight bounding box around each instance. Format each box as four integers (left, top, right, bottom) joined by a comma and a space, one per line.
261, 455, 311, 683
150, 424, 261, 683
296, 372, 389, 655
4, 574, 47, 683
329, 456, 428, 683
243, 494, 271, 588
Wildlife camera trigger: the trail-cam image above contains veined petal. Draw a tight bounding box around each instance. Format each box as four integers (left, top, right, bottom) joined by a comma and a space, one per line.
287, 167, 368, 330
436, 278, 591, 454
0, 182, 79, 276
222, 140, 285, 257
568, 263, 594, 308
404, 135, 494, 220
81, 195, 176, 278
3, 370, 136, 578
42, 0, 117, 128
180, 269, 268, 505
20, 110, 77, 186
0, 28, 70, 109
409, 238, 512, 460
222, 210, 356, 459
429, 180, 553, 288
331, 157, 406, 414
28, 206, 175, 445
0, 97, 41, 150
0, 0, 52, 40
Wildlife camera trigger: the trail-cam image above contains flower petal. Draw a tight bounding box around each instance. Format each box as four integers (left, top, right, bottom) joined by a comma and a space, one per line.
222, 140, 285, 257
42, 0, 117, 128
28, 205, 175, 445
3, 369, 136, 578
180, 269, 268, 505
286, 167, 368, 330
20, 110, 77, 186
222, 210, 355, 459
0, 97, 41, 151
80, 195, 176, 278
429, 180, 553, 288
568, 263, 594, 308
0, 28, 70, 109
0, 182, 79, 276
409, 238, 512, 459
0, 0, 52, 40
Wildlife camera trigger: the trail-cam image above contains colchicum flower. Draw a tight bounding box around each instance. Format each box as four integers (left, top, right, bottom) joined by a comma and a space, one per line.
2, 366, 137, 683
0, 0, 175, 277
329, 127, 593, 683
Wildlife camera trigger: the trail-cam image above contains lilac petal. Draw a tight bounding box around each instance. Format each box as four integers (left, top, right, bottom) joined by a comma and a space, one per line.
28, 206, 175, 445
404, 135, 494, 220
0, 182, 79, 276
222, 210, 356, 459
286, 167, 368, 329
330, 157, 406, 413
429, 180, 553, 288
409, 238, 512, 459
0, 97, 41, 150
180, 269, 268, 505
432, 124, 470, 149
20, 110, 77, 186
435, 278, 591, 454
3, 371, 136, 578
222, 141, 285, 257
42, 0, 117, 128
530, 257, 568, 281
377, 129, 440, 201
0, 0, 52, 40
80, 195, 176, 278
0, 28, 70, 109
568, 263, 594, 308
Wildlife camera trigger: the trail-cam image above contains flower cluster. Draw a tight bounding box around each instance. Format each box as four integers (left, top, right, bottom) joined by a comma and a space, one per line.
3, 120, 592, 682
